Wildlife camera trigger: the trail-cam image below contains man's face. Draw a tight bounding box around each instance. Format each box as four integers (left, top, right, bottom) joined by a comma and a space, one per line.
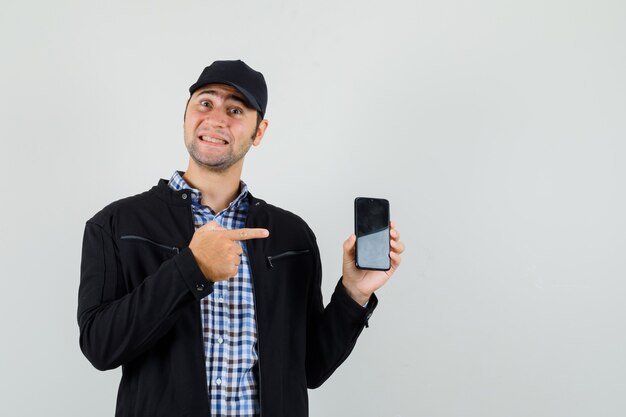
184, 84, 266, 172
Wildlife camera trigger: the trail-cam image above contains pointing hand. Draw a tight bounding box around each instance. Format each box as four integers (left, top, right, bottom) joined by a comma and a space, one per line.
189, 220, 270, 282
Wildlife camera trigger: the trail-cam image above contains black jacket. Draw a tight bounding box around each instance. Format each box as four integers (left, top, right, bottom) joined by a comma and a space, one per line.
78, 179, 377, 417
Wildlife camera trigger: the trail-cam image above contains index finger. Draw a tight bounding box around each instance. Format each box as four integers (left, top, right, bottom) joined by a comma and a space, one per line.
222, 228, 270, 241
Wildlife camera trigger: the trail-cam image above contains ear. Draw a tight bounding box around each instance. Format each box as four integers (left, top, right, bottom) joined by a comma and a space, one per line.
252, 119, 269, 147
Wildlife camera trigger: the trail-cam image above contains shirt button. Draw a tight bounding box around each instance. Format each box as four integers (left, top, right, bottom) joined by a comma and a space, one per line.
218, 296, 224, 303
216, 378, 222, 386
196, 284, 205, 291
217, 337, 224, 344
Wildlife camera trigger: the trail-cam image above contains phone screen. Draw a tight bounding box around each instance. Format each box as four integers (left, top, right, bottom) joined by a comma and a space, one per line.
355, 197, 390, 270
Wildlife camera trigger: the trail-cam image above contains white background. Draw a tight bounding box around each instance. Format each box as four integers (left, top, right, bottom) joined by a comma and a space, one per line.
1, 1, 625, 416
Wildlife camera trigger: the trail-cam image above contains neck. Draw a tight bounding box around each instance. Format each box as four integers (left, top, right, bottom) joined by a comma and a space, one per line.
182, 159, 244, 213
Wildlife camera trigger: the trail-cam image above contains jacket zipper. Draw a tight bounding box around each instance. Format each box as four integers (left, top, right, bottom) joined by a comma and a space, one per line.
179, 205, 211, 414
251, 267, 263, 417
119, 235, 180, 254
247, 202, 264, 417
186, 205, 212, 415
266, 249, 310, 268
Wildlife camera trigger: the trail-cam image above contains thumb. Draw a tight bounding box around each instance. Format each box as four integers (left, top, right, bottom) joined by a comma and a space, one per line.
204, 220, 224, 231
343, 234, 356, 263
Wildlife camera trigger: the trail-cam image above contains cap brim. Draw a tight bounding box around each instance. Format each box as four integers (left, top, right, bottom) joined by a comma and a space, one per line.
189, 79, 262, 115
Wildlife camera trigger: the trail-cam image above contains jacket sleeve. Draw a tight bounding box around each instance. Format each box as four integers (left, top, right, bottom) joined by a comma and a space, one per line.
77, 221, 212, 371
304, 231, 378, 388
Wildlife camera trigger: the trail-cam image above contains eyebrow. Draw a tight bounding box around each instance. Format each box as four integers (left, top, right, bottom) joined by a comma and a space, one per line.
196, 89, 251, 108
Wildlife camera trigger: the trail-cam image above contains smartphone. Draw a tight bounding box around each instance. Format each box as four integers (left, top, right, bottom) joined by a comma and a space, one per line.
354, 197, 391, 271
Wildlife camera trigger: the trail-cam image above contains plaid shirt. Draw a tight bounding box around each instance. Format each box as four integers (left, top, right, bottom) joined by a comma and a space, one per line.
169, 171, 259, 417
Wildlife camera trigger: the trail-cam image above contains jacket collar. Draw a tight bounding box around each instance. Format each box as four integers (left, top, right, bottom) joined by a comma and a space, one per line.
150, 178, 265, 208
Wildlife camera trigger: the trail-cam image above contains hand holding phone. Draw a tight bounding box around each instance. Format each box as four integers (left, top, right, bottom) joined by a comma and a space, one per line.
342, 199, 403, 305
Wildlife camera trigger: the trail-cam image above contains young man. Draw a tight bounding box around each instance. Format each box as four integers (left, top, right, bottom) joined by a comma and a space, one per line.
78, 60, 404, 417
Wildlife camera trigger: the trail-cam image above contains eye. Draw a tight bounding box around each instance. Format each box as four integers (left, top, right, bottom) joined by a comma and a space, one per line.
200, 100, 210, 107
229, 107, 243, 115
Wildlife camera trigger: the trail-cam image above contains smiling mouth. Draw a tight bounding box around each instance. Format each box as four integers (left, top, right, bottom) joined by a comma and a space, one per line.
199, 135, 229, 145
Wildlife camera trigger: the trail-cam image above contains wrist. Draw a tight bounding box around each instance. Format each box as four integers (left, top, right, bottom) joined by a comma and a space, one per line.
341, 279, 370, 306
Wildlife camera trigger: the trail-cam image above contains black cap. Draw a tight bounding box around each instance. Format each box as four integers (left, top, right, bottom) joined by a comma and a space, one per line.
189, 60, 268, 118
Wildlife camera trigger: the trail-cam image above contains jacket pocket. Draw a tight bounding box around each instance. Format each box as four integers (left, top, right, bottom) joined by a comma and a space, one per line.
119, 234, 180, 254
266, 249, 310, 268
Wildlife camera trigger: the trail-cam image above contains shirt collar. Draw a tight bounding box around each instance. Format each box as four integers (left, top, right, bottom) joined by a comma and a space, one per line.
168, 170, 249, 212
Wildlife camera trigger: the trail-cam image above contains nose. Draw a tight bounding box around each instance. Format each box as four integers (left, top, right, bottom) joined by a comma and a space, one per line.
203, 108, 227, 129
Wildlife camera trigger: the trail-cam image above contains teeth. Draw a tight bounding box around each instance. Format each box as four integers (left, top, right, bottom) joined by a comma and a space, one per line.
201, 136, 227, 144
